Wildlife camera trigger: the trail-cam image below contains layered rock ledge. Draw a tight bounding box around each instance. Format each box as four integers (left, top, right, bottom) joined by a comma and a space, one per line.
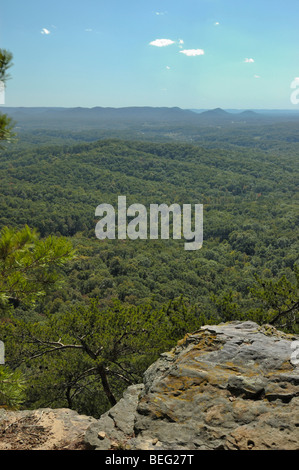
85, 321, 299, 450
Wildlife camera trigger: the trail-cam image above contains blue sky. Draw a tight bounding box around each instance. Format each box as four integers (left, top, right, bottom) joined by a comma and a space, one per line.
1, 0, 299, 109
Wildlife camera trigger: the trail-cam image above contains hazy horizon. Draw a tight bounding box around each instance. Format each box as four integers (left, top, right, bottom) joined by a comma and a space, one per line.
2, 105, 299, 113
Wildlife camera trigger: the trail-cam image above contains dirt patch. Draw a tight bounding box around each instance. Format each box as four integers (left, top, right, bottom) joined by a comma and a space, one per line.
0, 408, 96, 450
0, 415, 51, 450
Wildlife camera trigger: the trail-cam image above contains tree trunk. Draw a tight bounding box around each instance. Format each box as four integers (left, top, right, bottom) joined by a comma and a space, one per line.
97, 364, 117, 406
66, 386, 73, 409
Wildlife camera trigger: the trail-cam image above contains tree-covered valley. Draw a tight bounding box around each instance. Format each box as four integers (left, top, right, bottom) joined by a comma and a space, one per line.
0, 110, 298, 416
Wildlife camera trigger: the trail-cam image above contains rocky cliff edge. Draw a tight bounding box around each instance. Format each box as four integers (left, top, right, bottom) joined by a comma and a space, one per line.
0, 321, 298, 450
85, 321, 299, 450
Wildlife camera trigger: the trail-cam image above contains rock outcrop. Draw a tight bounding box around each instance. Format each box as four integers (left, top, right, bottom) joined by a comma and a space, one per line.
85, 321, 299, 450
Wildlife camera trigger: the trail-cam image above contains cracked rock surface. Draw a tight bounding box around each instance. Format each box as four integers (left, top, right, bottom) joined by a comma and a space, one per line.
85, 321, 299, 450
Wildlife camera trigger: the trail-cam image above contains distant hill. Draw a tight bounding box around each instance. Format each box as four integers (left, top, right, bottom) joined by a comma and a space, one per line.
1, 106, 198, 128
238, 110, 263, 120
201, 107, 230, 116
239, 110, 258, 116
1, 106, 299, 132
195, 107, 233, 124
188, 107, 265, 124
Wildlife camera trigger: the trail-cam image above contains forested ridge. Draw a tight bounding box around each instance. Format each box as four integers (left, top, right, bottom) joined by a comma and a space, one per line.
0, 122, 298, 416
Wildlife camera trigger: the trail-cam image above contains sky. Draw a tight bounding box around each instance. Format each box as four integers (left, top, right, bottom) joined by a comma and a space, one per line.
1, 0, 299, 109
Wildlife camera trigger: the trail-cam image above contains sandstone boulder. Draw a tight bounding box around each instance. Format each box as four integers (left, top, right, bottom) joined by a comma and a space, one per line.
85, 321, 299, 450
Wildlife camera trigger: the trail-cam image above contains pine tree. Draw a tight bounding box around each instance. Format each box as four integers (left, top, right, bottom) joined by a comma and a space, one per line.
0, 49, 15, 145
0, 225, 75, 313
0, 225, 75, 409
0, 367, 25, 410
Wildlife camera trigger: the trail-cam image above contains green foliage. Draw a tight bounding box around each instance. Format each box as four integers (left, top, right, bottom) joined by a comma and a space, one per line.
0, 366, 25, 410
0, 121, 298, 417
0, 49, 16, 146
0, 137, 297, 320
0, 49, 13, 83
212, 290, 244, 322
3, 297, 206, 416
0, 225, 75, 312
249, 266, 299, 332
160, 296, 215, 339
0, 113, 16, 143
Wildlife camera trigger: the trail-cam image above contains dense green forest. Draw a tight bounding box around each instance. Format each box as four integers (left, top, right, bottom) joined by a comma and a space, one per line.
0, 117, 298, 416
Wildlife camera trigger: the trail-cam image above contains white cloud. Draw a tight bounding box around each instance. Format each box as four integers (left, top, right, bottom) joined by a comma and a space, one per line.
180, 49, 205, 57
179, 39, 184, 44
244, 58, 255, 63
41, 28, 51, 35
149, 39, 175, 47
